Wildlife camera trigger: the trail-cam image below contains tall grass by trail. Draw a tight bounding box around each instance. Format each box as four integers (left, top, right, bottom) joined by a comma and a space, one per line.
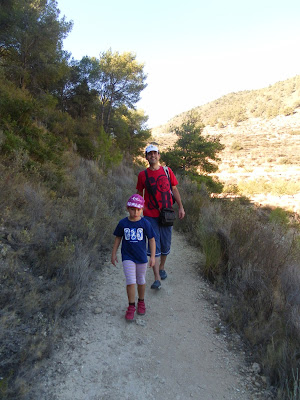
0, 152, 138, 399
175, 177, 300, 399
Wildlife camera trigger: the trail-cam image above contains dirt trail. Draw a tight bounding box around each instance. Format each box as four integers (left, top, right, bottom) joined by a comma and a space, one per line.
37, 231, 266, 400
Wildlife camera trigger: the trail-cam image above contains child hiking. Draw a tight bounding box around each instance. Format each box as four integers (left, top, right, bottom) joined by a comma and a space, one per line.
111, 194, 156, 321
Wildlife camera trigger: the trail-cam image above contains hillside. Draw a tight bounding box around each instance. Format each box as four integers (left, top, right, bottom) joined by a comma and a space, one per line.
152, 76, 300, 216
155, 75, 300, 129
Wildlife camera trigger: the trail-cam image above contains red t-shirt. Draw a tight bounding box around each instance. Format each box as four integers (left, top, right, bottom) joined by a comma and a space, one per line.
136, 166, 178, 217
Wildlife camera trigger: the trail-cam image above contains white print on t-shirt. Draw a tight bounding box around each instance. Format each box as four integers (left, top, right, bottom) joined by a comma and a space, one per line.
124, 228, 144, 241
131, 229, 137, 241
124, 228, 130, 241
137, 228, 143, 241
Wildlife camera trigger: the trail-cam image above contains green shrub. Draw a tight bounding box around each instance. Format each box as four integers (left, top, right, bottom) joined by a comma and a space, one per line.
0, 79, 66, 165
269, 207, 290, 227
201, 231, 222, 280
190, 174, 224, 194
1, 130, 27, 153
222, 183, 240, 195
0, 80, 35, 125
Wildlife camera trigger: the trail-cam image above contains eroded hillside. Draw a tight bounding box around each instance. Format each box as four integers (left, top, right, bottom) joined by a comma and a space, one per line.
152, 109, 300, 215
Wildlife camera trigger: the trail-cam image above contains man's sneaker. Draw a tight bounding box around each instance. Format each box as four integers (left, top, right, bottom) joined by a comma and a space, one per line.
151, 280, 161, 290
137, 301, 146, 315
159, 269, 167, 280
125, 305, 135, 321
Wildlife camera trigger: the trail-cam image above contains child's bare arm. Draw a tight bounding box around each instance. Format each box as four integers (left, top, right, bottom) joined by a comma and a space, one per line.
148, 237, 156, 268
111, 236, 122, 266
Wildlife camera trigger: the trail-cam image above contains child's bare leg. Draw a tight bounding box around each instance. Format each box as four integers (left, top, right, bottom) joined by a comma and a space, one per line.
137, 283, 145, 300
126, 284, 135, 303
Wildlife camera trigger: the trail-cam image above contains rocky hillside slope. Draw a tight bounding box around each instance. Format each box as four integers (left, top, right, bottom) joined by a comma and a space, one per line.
152, 104, 300, 216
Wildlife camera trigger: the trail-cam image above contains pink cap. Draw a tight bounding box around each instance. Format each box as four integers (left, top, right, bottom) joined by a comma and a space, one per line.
127, 194, 145, 209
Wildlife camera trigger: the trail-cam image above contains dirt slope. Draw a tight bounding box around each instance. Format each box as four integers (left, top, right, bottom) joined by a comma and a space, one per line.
36, 231, 270, 400
152, 111, 300, 216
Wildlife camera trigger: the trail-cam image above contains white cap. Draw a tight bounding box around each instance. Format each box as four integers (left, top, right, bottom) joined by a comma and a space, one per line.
145, 144, 159, 153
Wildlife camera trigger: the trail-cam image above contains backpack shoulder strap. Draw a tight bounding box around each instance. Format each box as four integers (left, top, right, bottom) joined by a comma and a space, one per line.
163, 166, 174, 197
163, 165, 169, 176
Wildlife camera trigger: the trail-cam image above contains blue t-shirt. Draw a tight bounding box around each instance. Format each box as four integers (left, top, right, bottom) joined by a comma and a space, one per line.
113, 217, 155, 263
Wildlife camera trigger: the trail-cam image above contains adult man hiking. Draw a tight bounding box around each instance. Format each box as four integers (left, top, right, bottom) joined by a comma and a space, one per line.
136, 144, 185, 289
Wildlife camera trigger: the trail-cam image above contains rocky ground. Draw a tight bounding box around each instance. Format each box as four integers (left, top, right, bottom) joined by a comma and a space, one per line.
33, 230, 274, 400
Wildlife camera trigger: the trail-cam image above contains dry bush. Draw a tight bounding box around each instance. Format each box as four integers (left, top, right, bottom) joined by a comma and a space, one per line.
173, 176, 211, 245
0, 154, 137, 399
177, 180, 300, 398
217, 205, 300, 397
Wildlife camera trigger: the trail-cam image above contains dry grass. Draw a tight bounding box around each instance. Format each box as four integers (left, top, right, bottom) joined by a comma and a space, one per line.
0, 153, 136, 399
175, 176, 300, 399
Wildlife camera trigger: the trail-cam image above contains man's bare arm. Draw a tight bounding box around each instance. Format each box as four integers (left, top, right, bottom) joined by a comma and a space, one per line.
172, 186, 185, 219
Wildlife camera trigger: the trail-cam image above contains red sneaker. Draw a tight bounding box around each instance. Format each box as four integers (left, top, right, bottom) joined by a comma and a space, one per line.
137, 301, 146, 315
125, 305, 135, 321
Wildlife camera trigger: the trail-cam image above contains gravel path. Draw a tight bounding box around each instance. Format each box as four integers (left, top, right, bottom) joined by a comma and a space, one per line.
37, 230, 267, 400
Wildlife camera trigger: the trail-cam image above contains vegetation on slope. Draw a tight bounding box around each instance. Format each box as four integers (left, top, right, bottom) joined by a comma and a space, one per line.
0, 1, 150, 397
160, 111, 224, 193
0, 152, 139, 399
0, 1, 151, 165
1, 2, 300, 399
165, 74, 300, 128
177, 180, 300, 400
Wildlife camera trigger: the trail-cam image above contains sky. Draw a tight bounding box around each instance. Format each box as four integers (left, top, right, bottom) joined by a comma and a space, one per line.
56, 0, 300, 128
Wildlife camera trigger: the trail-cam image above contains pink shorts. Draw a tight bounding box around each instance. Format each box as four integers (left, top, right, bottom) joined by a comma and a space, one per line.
122, 260, 148, 285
